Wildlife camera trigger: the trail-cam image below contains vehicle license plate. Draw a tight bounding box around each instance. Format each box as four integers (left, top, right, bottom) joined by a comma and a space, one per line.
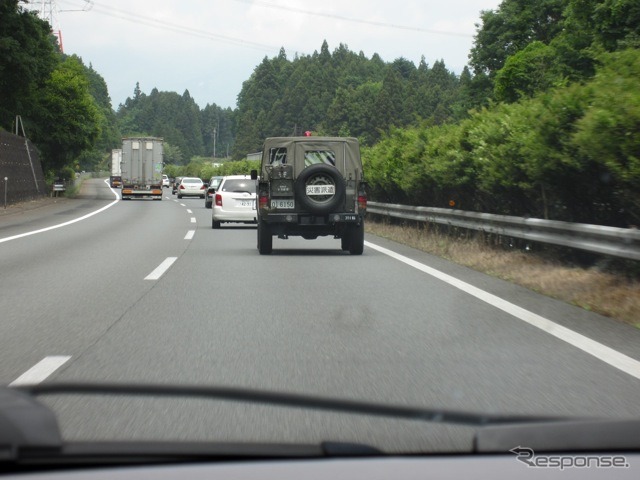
306, 185, 335, 195
238, 199, 255, 208
271, 199, 295, 209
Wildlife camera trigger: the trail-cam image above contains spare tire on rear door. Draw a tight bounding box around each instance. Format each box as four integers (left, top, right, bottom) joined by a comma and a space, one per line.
294, 164, 346, 215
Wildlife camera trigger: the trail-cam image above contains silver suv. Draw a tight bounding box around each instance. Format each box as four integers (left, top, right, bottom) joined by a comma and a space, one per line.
251, 136, 367, 255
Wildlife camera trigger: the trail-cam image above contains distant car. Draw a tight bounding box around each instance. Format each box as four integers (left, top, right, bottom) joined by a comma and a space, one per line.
211, 175, 257, 228
162, 174, 170, 188
205, 176, 224, 208
172, 177, 183, 195
177, 177, 205, 199
110, 175, 122, 188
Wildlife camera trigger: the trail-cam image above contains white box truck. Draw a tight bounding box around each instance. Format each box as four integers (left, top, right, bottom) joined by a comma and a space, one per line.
109, 149, 122, 188
120, 137, 163, 200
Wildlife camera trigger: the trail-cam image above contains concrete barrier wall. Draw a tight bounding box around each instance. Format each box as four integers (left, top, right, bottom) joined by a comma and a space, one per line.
0, 131, 47, 205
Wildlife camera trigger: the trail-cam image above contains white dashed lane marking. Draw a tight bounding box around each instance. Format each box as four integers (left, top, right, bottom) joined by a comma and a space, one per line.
144, 257, 178, 280
10, 356, 71, 386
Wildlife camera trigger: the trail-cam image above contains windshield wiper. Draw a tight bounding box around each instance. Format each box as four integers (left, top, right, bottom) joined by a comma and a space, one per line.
2, 381, 639, 468
18, 381, 564, 426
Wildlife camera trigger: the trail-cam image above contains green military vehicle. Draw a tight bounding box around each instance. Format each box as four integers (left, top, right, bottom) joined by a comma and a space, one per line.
251, 136, 367, 255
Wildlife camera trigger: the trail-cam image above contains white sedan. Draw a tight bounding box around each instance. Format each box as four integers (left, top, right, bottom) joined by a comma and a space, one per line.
177, 177, 205, 199
211, 175, 257, 228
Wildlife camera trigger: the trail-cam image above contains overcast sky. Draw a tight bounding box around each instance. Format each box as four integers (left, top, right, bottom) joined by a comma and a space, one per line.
39, 0, 503, 109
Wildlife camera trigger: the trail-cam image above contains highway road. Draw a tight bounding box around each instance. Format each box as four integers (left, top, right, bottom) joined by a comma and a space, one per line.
2, 178, 640, 452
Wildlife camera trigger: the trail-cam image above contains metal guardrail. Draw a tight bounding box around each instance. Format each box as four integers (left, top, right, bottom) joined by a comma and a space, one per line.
367, 201, 640, 261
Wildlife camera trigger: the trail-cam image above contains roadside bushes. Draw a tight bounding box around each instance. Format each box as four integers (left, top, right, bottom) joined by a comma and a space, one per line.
363, 49, 640, 227
571, 49, 640, 225
167, 158, 260, 181
199, 159, 260, 179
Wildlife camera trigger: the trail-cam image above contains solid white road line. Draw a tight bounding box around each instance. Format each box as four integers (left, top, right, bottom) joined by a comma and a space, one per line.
0, 179, 119, 244
365, 240, 640, 380
10, 356, 71, 386
185, 230, 195, 240
144, 257, 177, 280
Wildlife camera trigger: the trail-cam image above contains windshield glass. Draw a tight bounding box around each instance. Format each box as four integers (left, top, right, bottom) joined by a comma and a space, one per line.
2, 0, 640, 465
220, 179, 256, 193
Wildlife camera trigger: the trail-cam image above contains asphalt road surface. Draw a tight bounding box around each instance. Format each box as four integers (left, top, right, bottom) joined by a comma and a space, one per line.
2, 178, 640, 452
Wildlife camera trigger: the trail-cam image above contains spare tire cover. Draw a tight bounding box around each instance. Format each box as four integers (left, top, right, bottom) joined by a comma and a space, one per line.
294, 164, 346, 214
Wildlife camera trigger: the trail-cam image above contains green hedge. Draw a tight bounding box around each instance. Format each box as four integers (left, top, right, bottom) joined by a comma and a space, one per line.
363, 49, 640, 228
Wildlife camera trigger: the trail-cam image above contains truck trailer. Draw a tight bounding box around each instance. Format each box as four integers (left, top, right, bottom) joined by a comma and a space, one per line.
120, 137, 163, 200
109, 149, 122, 188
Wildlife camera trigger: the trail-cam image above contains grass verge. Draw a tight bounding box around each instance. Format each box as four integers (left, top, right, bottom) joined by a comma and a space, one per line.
365, 218, 640, 327
61, 183, 80, 198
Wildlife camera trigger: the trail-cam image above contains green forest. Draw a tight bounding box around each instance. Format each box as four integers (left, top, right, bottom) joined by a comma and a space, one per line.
1, 0, 638, 226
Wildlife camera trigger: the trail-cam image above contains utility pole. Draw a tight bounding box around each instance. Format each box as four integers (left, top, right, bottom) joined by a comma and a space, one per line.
15, 116, 40, 194
213, 127, 217, 159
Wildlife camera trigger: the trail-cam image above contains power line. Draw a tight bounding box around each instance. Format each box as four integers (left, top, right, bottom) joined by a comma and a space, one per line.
231, 0, 473, 38
57, 0, 288, 52
58, 0, 473, 59
59, 0, 93, 13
